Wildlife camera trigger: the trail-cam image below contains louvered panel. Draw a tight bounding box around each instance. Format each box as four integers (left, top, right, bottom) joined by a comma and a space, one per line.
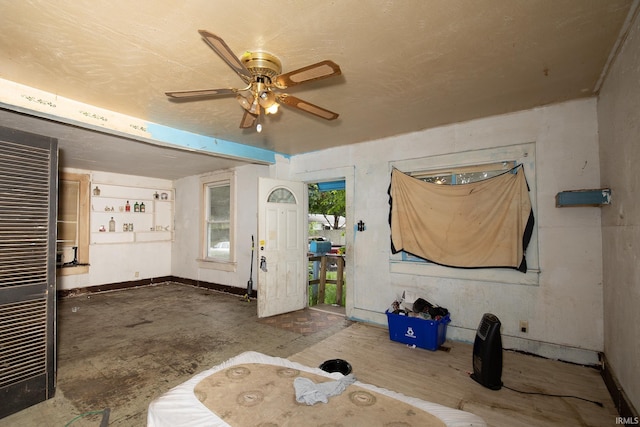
0, 138, 52, 290
0, 140, 50, 160
0, 128, 57, 418
0, 299, 47, 388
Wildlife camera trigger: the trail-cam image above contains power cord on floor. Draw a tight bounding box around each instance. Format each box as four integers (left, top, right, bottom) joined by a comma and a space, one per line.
65, 408, 110, 426
502, 384, 603, 407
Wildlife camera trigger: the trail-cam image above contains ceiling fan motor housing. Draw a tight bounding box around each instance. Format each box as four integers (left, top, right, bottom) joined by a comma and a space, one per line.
241, 51, 282, 80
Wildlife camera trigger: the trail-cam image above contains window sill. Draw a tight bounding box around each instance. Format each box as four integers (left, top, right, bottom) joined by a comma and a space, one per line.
389, 260, 539, 286
197, 258, 237, 272
56, 265, 89, 276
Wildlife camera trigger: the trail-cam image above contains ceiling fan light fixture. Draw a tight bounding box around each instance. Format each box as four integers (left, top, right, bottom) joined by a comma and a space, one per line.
258, 90, 279, 114
265, 102, 279, 115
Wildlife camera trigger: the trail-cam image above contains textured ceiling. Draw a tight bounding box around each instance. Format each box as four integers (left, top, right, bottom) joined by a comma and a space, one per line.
0, 0, 635, 179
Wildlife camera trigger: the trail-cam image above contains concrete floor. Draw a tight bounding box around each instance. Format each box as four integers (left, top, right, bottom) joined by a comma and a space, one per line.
0, 282, 352, 426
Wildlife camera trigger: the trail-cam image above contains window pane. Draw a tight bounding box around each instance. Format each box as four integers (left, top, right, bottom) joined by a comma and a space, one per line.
208, 185, 230, 221
208, 224, 230, 259
419, 162, 515, 185
267, 188, 296, 204
455, 170, 506, 184
421, 175, 451, 185
206, 182, 231, 260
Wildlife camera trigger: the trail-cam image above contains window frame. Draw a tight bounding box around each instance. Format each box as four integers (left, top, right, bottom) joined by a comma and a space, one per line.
198, 171, 236, 271
57, 171, 90, 276
389, 143, 539, 286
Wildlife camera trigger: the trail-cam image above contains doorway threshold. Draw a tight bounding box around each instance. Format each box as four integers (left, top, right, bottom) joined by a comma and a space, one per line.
310, 304, 345, 316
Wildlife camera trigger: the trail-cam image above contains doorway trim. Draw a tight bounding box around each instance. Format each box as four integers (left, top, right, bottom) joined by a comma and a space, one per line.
293, 166, 355, 319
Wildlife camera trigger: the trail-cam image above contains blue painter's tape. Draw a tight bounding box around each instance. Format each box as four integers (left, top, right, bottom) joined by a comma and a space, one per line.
146, 123, 285, 163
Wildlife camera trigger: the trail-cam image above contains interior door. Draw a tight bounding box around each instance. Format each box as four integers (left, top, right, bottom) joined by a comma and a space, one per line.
257, 178, 306, 318
0, 126, 58, 419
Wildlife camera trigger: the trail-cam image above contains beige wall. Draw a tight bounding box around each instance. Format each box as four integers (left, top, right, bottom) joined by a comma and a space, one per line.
597, 13, 640, 413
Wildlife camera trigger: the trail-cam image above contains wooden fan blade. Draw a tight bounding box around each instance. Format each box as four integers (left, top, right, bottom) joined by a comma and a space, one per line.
274, 60, 341, 89
198, 30, 253, 84
239, 110, 257, 128
277, 94, 339, 120
165, 88, 237, 99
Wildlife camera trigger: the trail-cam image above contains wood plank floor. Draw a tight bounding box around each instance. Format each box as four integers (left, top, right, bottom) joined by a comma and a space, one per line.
290, 322, 618, 427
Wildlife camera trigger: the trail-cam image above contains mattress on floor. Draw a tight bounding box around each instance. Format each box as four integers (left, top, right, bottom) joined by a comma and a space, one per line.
147, 351, 486, 427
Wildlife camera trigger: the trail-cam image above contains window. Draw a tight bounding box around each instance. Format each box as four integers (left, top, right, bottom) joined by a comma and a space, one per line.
201, 171, 235, 266
390, 143, 538, 285
57, 172, 90, 275
206, 183, 230, 259
416, 161, 516, 185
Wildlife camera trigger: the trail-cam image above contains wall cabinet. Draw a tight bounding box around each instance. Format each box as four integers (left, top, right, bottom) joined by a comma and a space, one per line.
90, 183, 174, 244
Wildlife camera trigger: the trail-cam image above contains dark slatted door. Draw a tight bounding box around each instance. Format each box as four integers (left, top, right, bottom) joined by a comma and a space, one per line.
0, 126, 58, 419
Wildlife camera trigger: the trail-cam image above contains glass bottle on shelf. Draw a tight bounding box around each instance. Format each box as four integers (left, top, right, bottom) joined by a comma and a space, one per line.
109, 217, 115, 232
140, 202, 145, 212
134, 201, 140, 212
126, 201, 131, 212
93, 186, 100, 196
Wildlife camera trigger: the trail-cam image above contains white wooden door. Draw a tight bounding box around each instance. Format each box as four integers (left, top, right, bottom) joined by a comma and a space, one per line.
257, 178, 306, 318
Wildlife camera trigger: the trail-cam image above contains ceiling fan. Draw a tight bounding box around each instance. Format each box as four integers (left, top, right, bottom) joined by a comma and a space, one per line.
165, 30, 342, 133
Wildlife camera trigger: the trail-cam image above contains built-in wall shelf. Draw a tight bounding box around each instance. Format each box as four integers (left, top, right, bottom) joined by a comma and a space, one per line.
555, 188, 611, 207
90, 183, 174, 244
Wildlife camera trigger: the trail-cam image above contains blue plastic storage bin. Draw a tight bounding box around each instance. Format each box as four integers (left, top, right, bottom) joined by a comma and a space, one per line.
309, 240, 332, 254
385, 310, 450, 351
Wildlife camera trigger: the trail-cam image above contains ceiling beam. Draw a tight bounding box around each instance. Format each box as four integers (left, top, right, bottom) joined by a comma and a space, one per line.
0, 78, 282, 164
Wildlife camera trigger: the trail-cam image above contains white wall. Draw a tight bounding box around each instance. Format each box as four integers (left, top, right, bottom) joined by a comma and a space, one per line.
171, 163, 269, 287
597, 11, 640, 412
59, 100, 606, 366
57, 170, 173, 290
288, 98, 604, 364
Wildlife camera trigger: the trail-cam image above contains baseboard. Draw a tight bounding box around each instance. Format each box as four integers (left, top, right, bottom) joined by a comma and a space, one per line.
446, 325, 602, 366
601, 354, 639, 419
169, 276, 255, 298
57, 276, 255, 299
57, 276, 174, 298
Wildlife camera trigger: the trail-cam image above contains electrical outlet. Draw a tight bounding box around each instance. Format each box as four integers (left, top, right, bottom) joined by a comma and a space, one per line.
134, 271, 140, 278
519, 320, 528, 333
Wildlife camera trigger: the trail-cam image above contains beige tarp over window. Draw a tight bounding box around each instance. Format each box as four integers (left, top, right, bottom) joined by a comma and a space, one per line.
389, 166, 534, 272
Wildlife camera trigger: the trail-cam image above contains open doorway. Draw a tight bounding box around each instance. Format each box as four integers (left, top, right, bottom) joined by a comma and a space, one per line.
307, 181, 346, 316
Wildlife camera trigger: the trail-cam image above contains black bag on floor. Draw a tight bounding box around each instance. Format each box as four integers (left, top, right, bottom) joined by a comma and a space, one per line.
413, 298, 449, 318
